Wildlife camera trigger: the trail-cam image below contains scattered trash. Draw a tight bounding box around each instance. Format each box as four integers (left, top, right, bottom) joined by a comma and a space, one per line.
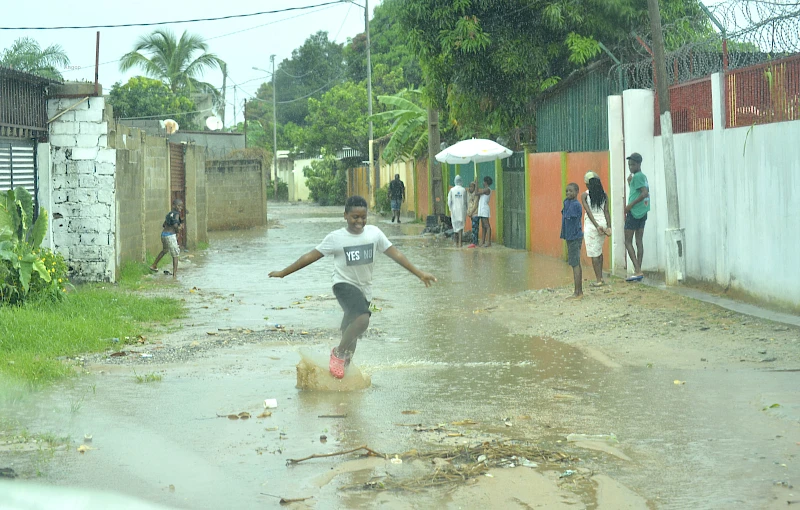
503, 418, 513, 427
207, 332, 217, 336
763, 403, 781, 411
169, 484, 175, 493
519, 458, 538, 468
140, 353, 153, 358
190, 341, 200, 348
257, 411, 272, 419
110, 351, 127, 357
673, 380, 685, 385
477, 455, 487, 463
559, 469, 577, 478
83, 434, 93, 443
390, 455, 403, 464
264, 399, 278, 409
484, 473, 494, 478
238, 412, 251, 420
77, 445, 95, 454
320, 435, 327, 443
761, 357, 777, 362
402, 410, 420, 415
451, 419, 477, 426
111, 338, 120, 343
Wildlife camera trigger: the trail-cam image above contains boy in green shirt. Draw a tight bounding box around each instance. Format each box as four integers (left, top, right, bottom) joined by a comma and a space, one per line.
624, 153, 650, 282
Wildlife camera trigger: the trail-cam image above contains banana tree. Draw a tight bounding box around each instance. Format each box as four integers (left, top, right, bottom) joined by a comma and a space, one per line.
0, 187, 50, 295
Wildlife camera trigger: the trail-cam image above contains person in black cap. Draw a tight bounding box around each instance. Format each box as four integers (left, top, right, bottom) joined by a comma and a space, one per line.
624, 152, 649, 281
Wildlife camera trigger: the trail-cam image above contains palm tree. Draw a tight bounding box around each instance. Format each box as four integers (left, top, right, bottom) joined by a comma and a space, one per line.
0, 38, 70, 80
371, 89, 428, 163
119, 29, 224, 100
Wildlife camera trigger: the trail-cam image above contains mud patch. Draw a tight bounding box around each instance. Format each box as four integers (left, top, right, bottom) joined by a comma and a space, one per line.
296, 348, 371, 391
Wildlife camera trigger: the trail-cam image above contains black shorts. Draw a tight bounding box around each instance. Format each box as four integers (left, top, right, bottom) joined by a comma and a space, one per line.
333, 283, 371, 331
567, 238, 583, 267
625, 212, 647, 231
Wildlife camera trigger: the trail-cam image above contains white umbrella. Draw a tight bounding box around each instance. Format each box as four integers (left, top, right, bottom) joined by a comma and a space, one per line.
435, 138, 513, 165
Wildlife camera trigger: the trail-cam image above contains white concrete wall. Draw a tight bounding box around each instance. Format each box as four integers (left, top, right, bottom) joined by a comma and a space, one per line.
291, 158, 314, 202
618, 76, 800, 308
47, 96, 116, 282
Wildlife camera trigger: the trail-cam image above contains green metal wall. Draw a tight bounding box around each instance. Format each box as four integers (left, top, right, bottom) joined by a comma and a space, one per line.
536, 69, 610, 153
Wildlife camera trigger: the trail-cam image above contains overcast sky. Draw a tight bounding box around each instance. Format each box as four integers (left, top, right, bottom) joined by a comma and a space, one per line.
0, 0, 381, 126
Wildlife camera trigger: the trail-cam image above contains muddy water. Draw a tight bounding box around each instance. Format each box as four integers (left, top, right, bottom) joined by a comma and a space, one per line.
3, 203, 798, 509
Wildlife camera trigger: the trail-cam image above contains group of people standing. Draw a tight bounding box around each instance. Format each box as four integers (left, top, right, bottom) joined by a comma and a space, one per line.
447, 175, 494, 249
560, 152, 650, 299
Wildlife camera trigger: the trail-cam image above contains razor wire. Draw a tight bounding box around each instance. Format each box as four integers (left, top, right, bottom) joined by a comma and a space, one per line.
610, 0, 800, 90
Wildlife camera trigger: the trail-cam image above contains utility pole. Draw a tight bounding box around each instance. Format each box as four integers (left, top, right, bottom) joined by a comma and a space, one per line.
243, 99, 247, 148
365, 0, 375, 205
220, 62, 227, 129
271, 54, 278, 193
647, 0, 685, 285
427, 107, 444, 216
233, 85, 237, 127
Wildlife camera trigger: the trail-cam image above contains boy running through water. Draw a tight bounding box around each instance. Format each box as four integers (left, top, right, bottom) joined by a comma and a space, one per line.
268, 196, 437, 379
150, 199, 183, 279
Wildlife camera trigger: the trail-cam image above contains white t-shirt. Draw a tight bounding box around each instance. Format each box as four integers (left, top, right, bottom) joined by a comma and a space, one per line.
315, 225, 393, 301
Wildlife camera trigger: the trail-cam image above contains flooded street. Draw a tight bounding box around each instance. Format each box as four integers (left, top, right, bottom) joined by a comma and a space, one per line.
2, 203, 800, 509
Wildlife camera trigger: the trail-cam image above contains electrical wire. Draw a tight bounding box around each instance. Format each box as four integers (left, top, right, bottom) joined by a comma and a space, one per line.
0, 2, 346, 30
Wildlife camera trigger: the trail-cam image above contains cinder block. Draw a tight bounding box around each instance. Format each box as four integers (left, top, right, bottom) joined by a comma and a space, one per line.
79, 233, 111, 246
78, 203, 111, 218
98, 135, 107, 147
96, 176, 114, 189
97, 189, 114, 204
50, 135, 77, 147
95, 148, 116, 164
78, 175, 98, 188
71, 147, 99, 160
74, 189, 98, 203
75, 134, 101, 148
74, 109, 103, 122
51, 122, 80, 135
53, 190, 69, 203
95, 162, 114, 175
79, 122, 108, 135
75, 161, 95, 174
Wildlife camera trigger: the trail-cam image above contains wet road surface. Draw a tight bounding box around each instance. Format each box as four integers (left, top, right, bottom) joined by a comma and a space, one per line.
2, 203, 799, 509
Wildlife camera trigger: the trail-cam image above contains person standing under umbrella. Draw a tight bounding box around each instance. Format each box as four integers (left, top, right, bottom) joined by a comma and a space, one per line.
447, 175, 468, 248
475, 176, 493, 247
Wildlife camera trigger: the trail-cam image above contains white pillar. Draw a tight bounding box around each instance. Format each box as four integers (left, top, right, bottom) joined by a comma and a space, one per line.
621, 89, 656, 275
710, 72, 730, 287
37, 142, 53, 250
607, 95, 626, 273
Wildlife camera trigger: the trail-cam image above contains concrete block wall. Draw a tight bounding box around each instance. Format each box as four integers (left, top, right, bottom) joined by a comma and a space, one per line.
111, 124, 147, 269
144, 136, 170, 258
47, 96, 116, 282
206, 159, 266, 230
184, 145, 208, 248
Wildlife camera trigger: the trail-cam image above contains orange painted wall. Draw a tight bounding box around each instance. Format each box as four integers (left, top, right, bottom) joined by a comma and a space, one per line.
528, 152, 565, 259
565, 152, 611, 268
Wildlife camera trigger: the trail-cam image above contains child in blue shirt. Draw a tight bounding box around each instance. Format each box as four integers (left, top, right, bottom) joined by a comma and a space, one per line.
560, 183, 583, 299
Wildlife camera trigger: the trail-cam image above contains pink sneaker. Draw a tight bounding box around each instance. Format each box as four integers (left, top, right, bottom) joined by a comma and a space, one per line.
329, 348, 346, 379
467, 243, 477, 248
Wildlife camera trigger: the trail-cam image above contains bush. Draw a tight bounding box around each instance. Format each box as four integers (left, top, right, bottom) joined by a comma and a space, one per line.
0, 187, 68, 305
304, 156, 347, 206
376, 184, 390, 214
266, 179, 289, 202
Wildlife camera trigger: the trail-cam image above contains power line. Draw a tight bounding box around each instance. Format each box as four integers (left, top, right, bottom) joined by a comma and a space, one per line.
0, 2, 345, 30
117, 108, 214, 120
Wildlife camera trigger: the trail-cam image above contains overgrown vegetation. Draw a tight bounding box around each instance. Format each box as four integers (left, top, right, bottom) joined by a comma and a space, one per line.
1, 188, 69, 306
376, 184, 390, 214
267, 180, 289, 202
304, 156, 347, 206
0, 285, 184, 385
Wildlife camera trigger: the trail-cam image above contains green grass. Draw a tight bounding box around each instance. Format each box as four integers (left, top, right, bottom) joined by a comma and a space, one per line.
0, 285, 185, 386
134, 370, 162, 383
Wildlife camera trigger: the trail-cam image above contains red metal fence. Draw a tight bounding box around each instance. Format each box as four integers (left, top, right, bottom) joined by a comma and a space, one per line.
654, 77, 714, 135
726, 53, 800, 128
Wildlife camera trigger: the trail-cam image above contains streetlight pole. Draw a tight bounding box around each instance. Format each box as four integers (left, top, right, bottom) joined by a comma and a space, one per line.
271, 55, 278, 194
365, 0, 375, 205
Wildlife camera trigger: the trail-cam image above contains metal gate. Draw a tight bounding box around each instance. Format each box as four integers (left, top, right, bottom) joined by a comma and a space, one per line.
169, 143, 186, 248
502, 152, 526, 250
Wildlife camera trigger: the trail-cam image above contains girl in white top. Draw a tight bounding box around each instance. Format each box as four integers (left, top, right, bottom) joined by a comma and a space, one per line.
475, 175, 493, 247
580, 171, 611, 286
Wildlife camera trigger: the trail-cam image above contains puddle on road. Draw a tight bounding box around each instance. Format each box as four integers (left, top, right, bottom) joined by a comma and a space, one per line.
3, 204, 799, 509
296, 348, 371, 391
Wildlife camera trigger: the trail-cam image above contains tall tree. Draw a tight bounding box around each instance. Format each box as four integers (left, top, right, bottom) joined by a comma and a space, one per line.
0, 38, 69, 80
108, 77, 200, 130
371, 89, 429, 163
119, 29, 224, 101
398, 0, 708, 144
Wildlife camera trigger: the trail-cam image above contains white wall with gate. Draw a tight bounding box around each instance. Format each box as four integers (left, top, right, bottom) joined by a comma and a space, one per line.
610, 74, 800, 309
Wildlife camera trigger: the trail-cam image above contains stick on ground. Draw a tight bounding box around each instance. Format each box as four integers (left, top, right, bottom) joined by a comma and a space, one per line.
286, 445, 384, 465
